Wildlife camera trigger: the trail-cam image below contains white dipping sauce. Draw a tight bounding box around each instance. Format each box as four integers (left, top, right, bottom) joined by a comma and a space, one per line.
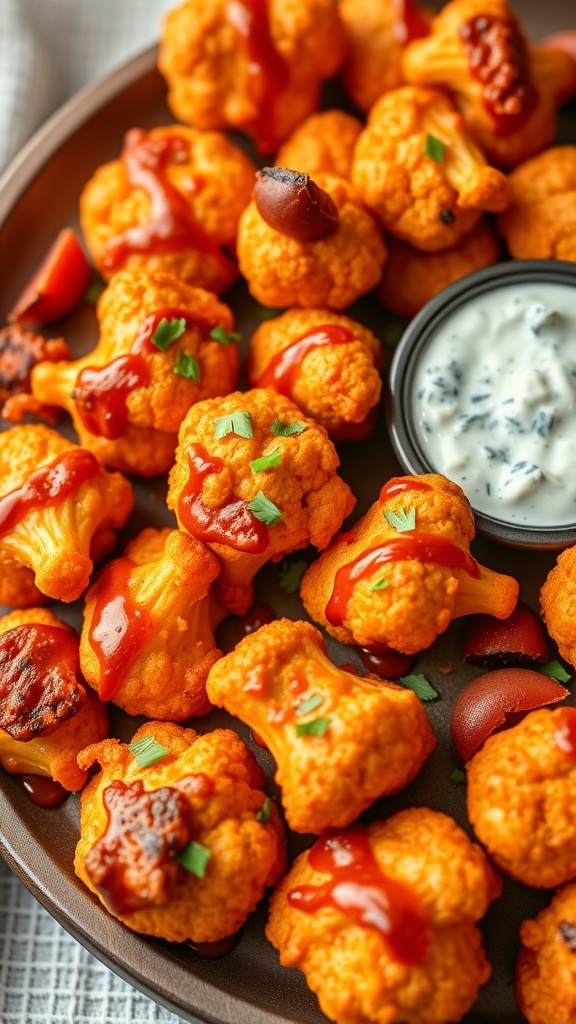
412, 281, 576, 527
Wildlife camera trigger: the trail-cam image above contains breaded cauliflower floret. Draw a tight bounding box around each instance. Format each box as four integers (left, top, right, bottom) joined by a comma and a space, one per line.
540, 545, 576, 668
0, 425, 133, 606
80, 126, 255, 291
207, 619, 436, 833
498, 147, 576, 261
237, 172, 386, 309
27, 269, 238, 477
301, 473, 519, 653
74, 721, 286, 943
0, 608, 108, 791
515, 882, 576, 1024
467, 707, 576, 888
247, 308, 382, 440
168, 388, 355, 614
267, 808, 501, 1024
378, 218, 501, 318
157, 0, 347, 154
351, 86, 511, 252
275, 110, 363, 180
402, 0, 576, 168
80, 528, 221, 721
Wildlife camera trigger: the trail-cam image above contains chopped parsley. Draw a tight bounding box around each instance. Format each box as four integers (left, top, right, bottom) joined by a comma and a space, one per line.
424, 133, 446, 163
214, 410, 253, 439
271, 418, 308, 437
383, 320, 407, 348
384, 506, 416, 532
151, 316, 187, 351
173, 352, 200, 381
296, 694, 324, 717
250, 450, 282, 473
450, 768, 466, 784
258, 306, 280, 321
176, 840, 211, 878
368, 577, 388, 592
128, 735, 170, 768
279, 559, 308, 594
247, 490, 283, 526
399, 673, 439, 701
539, 660, 571, 683
256, 797, 272, 823
295, 716, 331, 737
84, 280, 105, 304
209, 325, 242, 346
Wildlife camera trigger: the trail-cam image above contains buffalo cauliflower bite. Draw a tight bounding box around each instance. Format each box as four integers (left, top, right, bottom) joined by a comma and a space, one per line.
79, 126, 255, 292
80, 528, 221, 721
300, 473, 519, 653
157, 0, 347, 155
237, 171, 387, 309
167, 388, 355, 615
267, 808, 501, 1024
275, 110, 363, 180
540, 545, 576, 668
498, 146, 576, 261
0, 325, 70, 422
247, 308, 382, 440
466, 707, 576, 888
351, 86, 511, 253
0, 425, 133, 606
0, 608, 108, 792
401, 0, 576, 169
206, 619, 435, 834
515, 882, 576, 1024
74, 721, 286, 943
28, 269, 238, 477
378, 218, 501, 318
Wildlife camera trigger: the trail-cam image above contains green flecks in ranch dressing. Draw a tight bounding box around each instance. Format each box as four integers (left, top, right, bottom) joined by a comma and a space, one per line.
412, 282, 576, 527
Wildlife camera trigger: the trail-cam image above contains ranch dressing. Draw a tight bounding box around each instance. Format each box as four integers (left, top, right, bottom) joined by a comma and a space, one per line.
412, 282, 576, 527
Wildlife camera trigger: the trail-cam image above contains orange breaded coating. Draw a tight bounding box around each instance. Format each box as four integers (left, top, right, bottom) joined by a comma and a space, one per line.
378, 218, 501, 318
275, 110, 363, 180
74, 721, 286, 943
467, 707, 576, 888
402, 0, 576, 169
167, 388, 355, 615
0, 608, 108, 792
267, 808, 501, 1024
339, 0, 432, 112
79, 126, 255, 292
237, 172, 386, 309
351, 86, 511, 253
515, 882, 576, 1024
0, 425, 133, 606
498, 146, 576, 262
247, 308, 382, 440
206, 619, 435, 834
301, 473, 518, 653
157, 0, 347, 155
540, 544, 576, 668
80, 528, 221, 721
28, 269, 238, 477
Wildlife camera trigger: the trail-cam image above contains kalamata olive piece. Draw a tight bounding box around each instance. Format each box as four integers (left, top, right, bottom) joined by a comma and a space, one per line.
451, 667, 569, 762
253, 168, 339, 242
464, 602, 549, 668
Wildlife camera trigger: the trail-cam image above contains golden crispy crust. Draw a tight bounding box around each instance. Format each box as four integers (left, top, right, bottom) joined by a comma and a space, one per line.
516, 882, 576, 1024
540, 544, 576, 668
498, 146, 576, 261
275, 110, 363, 180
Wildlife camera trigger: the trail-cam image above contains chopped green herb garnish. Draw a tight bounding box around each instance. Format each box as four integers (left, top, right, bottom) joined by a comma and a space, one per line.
84, 280, 105, 304
383, 320, 407, 348
214, 410, 253, 439
256, 797, 272, 823
258, 306, 280, 321
384, 506, 416, 532
296, 694, 324, 717
173, 352, 200, 381
399, 673, 439, 701
128, 735, 170, 768
176, 840, 211, 878
295, 716, 331, 737
368, 577, 389, 592
151, 316, 187, 351
250, 450, 282, 473
247, 490, 283, 526
451, 768, 466, 784
539, 660, 571, 683
271, 418, 308, 437
209, 325, 242, 346
279, 559, 308, 594
424, 133, 446, 163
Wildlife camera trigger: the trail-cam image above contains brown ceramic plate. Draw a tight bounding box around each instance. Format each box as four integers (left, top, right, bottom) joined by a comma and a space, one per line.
0, 6, 575, 1022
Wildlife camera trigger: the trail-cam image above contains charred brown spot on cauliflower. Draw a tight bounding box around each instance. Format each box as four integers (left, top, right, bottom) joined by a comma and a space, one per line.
0, 326, 70, 422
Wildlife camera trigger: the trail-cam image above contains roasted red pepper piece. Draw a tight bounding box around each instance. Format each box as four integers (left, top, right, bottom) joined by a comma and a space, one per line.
9, 228, 91, 326
463, 602, 549, 668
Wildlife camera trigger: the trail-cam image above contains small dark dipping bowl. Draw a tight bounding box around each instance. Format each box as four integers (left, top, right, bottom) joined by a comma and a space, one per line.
387, 259, 576, 550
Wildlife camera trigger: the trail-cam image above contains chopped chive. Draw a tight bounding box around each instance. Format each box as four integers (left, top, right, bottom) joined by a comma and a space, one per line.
296, 694, 324, 717
384, 506, 416, 532
368, 577, 389, 592
247, 490, 283, 526
451, 768, 466, 784
271, 418, 308, 437
279, 559, 308, 594
214, 411, 253, 439
424, 133, 446, 163
173, 352, 200, 381
176, 840, 211, 878
151, 317, 187, 351
295, 716, 331, 737
256, 797, 272, 823
258, 306, 280, 321
399, 673, 439, 701
539, 660, 571, 683
209, 325, 242, 346
250, 450, 282, 473
128, 735, 170, 768
84, 280, 105, 304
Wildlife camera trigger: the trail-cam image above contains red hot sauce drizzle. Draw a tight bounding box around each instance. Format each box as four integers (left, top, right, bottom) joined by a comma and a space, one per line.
379, 477, 432, 503
254, 325, 355, 397
459, 15, 538, 134
554, 707, 576, 761
288, 827, 429, 966
0, 449, 101, 538
391, 0, 430, 44
88, 558, 152, 702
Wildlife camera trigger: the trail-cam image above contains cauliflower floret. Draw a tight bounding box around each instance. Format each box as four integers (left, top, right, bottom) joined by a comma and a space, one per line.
351, 86, 510, 252
466, 707, 576, 888
74, 721, 286, 943
167, 388, 355, 614
0, 608, 108, 791
207, 619, 435, 834
378, 218, 501, 318
401, 0, 576, 168
540, 544, 576, 668
498, 146, 576, 261
247, 308, 382, 440
0, 425, 133, 605
80, 528, 221, 721
515, 882, 576, 1024
267, 808, 501, 1024
0, 325, 70, 421
237, 172, 386, 309
301, 473, 519, 653
28, 269, 238, 477
275, 110, 363, 180
157, 0, 347, 154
